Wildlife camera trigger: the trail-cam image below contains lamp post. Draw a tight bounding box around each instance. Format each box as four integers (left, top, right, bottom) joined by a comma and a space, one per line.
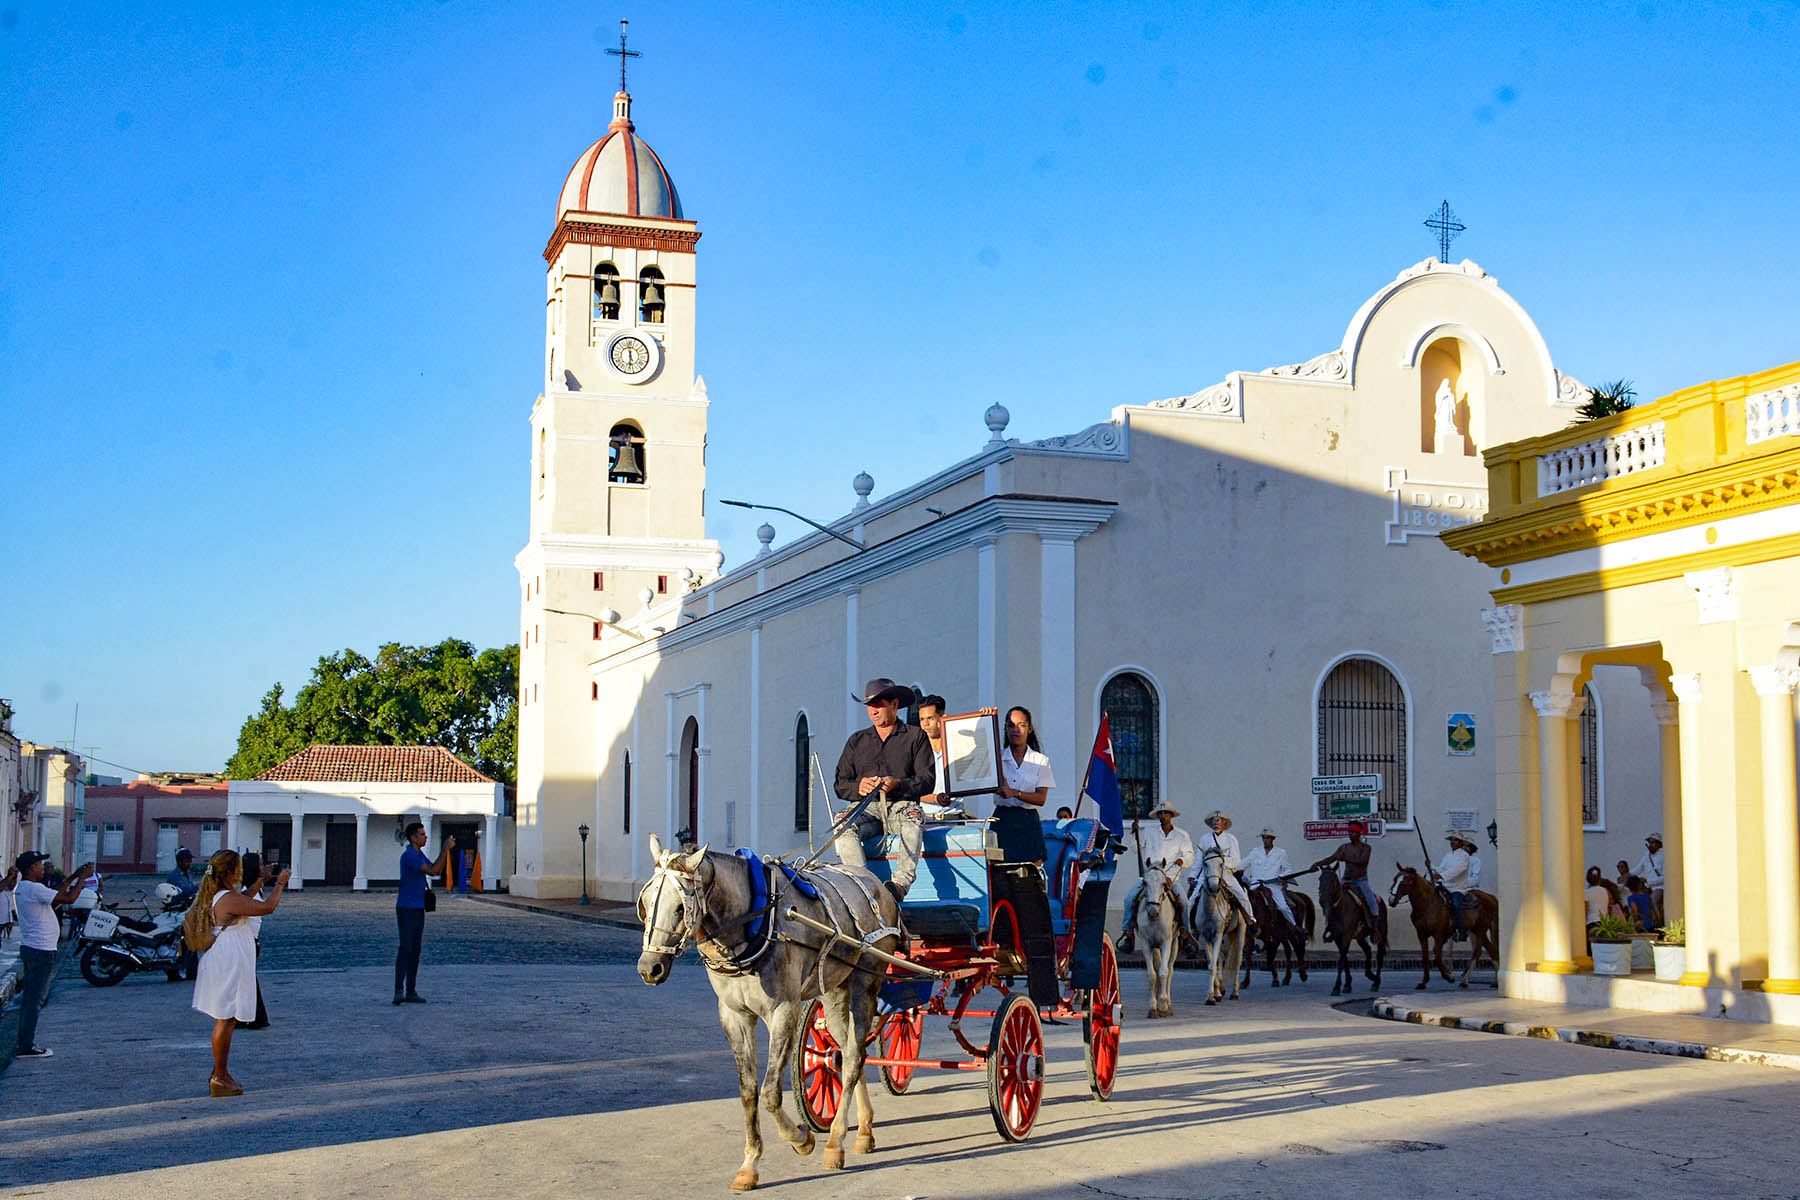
578, 823, 591, 905
720, 499, 866, 552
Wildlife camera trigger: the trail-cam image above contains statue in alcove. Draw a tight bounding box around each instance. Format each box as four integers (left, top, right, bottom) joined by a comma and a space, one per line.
1434, 378, 1460, 454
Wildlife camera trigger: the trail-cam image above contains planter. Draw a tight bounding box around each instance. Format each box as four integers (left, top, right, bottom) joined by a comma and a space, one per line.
1652, 942, 1686, 981
1591, 941, 1634, 976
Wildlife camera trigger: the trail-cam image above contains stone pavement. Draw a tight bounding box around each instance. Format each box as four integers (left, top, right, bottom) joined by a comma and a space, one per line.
464, 888, 640, 932
1373, 992, 1800, 1070
5, 898, 1800, 1198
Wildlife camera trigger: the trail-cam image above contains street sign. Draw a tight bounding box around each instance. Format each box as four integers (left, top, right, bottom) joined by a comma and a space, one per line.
1310, 774, 1382, 796
1304, 818, 1386, 840
1324, 795, 1376, 817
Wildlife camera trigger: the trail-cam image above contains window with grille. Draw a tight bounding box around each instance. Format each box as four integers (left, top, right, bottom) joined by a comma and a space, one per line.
1316, 657, 1409, 823
793, 713, 811, 831
1100, 672, 1158, 820
1580, 683, 1601, 828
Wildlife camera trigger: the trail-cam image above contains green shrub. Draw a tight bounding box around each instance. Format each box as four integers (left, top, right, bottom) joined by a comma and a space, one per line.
1657, 918, 1686, 946
1590, 913, 1636, 943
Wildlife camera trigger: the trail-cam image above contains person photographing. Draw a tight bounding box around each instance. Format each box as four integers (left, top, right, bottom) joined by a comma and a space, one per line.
187, 849, 289, 1096
2, 852, 95, 1060
395, 822, 454, 1004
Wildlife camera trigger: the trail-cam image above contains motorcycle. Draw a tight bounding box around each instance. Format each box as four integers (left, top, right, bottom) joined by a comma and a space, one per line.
78, 883, 193, 986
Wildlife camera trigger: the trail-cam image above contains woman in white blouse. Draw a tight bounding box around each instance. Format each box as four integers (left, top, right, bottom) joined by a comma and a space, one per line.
994, 706, 1056, 863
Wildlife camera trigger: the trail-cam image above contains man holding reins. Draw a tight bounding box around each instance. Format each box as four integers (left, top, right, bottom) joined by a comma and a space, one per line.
1431, 830, 1476, 940
833, 677, 935, 902
1198, 809, 1256, 923
1308, 820, 1384, 934
1242, 827, 1299, 928
1118, 801, 1193, 953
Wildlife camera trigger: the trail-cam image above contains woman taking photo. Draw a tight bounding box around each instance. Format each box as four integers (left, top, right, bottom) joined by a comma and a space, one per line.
993, 705, 1056, 864
186, 849, 288, 1096
236, 852, 275, 1030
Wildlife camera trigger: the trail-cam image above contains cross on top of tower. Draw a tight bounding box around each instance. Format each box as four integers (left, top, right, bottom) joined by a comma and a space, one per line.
1424, 200, 1466, 264
605, 18, 641, 94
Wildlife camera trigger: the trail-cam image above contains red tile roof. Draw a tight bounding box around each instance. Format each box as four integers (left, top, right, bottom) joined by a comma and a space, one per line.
252, 745, 496, 784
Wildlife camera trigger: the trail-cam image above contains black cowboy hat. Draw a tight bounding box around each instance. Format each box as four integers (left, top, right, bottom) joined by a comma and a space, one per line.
853, 677, 914, 706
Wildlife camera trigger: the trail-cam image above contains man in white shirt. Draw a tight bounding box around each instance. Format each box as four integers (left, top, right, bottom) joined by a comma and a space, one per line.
1242, 827, 1297, 926
1465, 838, 1484, 891
1118, 802, 1193, 952
915, 694, 959, 818
1432, 832, 1475, 940
1197, 810, 1255, 921
2, 851, 95, 1060
1635, 833, 1665, 918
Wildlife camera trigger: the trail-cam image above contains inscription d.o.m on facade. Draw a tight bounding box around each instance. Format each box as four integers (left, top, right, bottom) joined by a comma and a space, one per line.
1384, 467, 1489, 546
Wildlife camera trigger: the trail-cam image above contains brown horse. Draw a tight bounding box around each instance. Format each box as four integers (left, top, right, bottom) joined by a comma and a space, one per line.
1388, 866, 1500, 990
1318, 865, 1386, 995
1241, 885, 1314, 987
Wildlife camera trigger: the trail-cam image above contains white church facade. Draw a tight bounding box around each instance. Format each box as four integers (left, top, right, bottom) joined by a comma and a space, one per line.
511, 76, 1665, 912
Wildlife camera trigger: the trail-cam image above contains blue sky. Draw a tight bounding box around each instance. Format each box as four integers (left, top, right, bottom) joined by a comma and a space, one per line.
3, 1, 1795, 775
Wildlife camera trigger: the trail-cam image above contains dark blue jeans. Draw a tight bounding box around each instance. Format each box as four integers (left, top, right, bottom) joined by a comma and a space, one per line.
395, 906, 425, 997
16, 947, 54, 1050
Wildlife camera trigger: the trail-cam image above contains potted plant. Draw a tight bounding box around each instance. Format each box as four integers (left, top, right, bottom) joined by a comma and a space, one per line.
1652, 918, 1686, 981
1589, 913, 1637, 976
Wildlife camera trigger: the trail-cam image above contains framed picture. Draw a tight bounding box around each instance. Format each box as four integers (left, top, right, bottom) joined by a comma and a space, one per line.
941, 708, 1004, 798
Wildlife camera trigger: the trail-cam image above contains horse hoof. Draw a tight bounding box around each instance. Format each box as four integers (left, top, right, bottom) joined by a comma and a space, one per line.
1459, 982, 1470, 990
730, 1171, 759, 1192
793, 1131, 815, 1157
822, 1147, 846, 1171
1415, 982, 1428, 990
1229, 993, 1240, 1001
854, 1134, 876, 1155
1205, 997, 1217, 1006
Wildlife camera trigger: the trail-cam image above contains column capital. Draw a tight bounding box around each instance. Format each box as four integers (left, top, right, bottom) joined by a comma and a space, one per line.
1481, 604, 1523, 655
1749, 665, 1800, 698
1685, 567, 1737, 624
1649, 699, 1679, 726
1529, 687, 1581, 719
1669, 673, 1702, 704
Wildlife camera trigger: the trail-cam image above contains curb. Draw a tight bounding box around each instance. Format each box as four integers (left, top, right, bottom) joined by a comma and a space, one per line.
1370, 998, 1800, 1071
461, 893, 641, 933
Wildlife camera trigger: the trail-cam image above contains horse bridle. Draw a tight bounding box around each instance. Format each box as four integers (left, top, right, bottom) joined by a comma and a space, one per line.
637, 862, 701, 958
637, 854, 779, 975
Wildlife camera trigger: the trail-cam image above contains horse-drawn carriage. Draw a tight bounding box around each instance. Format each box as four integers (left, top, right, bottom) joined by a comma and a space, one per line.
790, 814, 1122, 1142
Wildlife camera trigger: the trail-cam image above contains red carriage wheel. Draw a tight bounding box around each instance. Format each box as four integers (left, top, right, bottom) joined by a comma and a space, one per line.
792, 997, 842, 1133
880, 1008, 923, 1096
1083, 933, 1122, 1100
985, 993, 1045, 1142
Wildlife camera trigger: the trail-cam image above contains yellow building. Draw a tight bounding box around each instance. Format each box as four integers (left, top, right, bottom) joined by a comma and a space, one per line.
1444, 360, 1800, 1022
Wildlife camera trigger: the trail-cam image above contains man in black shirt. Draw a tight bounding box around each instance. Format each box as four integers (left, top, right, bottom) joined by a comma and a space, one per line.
834, 678, 934, 900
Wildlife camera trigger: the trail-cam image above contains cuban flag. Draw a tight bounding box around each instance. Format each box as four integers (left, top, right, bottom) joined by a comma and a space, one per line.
1082, 715, 1126, 838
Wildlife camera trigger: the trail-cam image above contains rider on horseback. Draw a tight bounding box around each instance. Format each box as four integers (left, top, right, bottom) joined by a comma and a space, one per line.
1118, 802, 1192, 953
1242, 827, 1299, 929
1432, 831, 1476, 941
1197, 809, 1256, 924
1308, 822, 1384, 935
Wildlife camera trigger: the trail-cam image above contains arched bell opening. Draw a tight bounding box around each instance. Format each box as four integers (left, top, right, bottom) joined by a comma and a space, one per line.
608, 421, 647, 484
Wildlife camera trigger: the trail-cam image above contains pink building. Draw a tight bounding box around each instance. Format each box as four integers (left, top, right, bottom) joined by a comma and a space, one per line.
82, 774, 229, 874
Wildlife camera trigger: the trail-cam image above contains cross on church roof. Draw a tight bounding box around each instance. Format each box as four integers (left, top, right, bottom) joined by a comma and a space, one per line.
606, 18, 641, 94
1424, 200, 1466, 263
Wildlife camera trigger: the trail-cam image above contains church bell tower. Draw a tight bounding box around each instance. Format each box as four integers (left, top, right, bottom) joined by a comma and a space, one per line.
512, 25, 721, 897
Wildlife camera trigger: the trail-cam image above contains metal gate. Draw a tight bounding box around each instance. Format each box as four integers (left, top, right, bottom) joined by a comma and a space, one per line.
1100, 672, 1159, 821
1317, 658, 1408, 823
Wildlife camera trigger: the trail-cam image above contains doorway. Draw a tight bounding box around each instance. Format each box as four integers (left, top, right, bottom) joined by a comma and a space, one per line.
261, 823, 293, 873
440, 821, 480, 891
324, 824, 356, 886
155, 823, 180, 872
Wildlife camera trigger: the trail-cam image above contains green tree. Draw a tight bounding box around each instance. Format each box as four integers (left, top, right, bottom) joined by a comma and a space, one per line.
1572, 378, 1637, 424
226, 638, 519, 784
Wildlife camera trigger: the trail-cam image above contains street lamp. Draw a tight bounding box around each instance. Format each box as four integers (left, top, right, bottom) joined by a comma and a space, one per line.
1487, 819, 1499, 848
578, 823, 591, 905
720, 499, 866, 552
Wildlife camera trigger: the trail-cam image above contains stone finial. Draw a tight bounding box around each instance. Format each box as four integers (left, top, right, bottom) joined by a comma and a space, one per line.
985, 402, 1011, 443
755, 523, 775, 556
637, 586, 656, 611
852, 471, 874, 511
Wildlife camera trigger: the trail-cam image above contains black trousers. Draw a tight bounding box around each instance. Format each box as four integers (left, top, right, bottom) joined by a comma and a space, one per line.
16, 947, 54, 1051
395, 906, 425, 997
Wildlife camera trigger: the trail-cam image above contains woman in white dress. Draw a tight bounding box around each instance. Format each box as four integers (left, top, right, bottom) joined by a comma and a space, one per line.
186, 849, 289, 1096
994, 705, 1056, 864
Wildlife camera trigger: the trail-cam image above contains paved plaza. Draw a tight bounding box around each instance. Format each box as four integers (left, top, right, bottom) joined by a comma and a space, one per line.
4, 891, 1800, 1198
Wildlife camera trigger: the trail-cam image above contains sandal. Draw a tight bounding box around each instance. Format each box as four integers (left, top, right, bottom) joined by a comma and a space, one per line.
209, 1077, 244, 1097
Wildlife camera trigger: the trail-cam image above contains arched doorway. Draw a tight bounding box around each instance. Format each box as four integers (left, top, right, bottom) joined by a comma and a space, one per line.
680, 716, 700, 844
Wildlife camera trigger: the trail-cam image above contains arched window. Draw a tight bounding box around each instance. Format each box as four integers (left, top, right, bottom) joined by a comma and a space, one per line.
608, 421, 646, 484
793, 713, 811, 831
621, 749, 632, 835
537, 427, 547, 496
593, 261, 621, 321
1100, 671, 1159, 820
639, 266, 666, 324
680, 716, 700, 844
1580, 683, 1602, 828
1316, 656, 1409, 823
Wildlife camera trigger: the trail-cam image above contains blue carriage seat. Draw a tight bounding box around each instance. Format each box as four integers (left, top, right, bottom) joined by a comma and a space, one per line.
862, 820, 991, 941
1041, 818, 1100, 935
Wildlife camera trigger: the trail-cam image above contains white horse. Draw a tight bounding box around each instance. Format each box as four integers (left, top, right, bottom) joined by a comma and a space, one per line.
637, 834, 900, 1191
1135, 861, 1180, 1018
1192, 844, 1249, 1005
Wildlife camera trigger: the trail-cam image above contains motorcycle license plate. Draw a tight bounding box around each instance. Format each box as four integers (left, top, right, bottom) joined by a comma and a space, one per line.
83, 910, 120, 940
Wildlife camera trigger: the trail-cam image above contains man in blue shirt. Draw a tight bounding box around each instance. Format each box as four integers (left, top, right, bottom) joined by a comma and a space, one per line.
394, 822, 453, 1005
166, 848, 198, 902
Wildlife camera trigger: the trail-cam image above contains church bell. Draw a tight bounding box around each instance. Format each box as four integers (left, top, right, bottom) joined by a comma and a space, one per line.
610, 436, 646, 483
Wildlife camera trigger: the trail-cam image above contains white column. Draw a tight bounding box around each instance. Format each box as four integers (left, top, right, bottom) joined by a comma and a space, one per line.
1038, 533, 1078, 781
1530, 688, 1580, 971
226, 812, 241, 854
976, 535, 997, 708
1650, 697, 1683, 923
483, 812, 501, 889
288, 811, 305, 890
1750, 666, 1800, 992
844, 587, 861, 737
748, 625, 762, 847
664, 690, 678, 840
1670, 673, 1707, 984
352, 811, 369, 891
696, 683, 711, 845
